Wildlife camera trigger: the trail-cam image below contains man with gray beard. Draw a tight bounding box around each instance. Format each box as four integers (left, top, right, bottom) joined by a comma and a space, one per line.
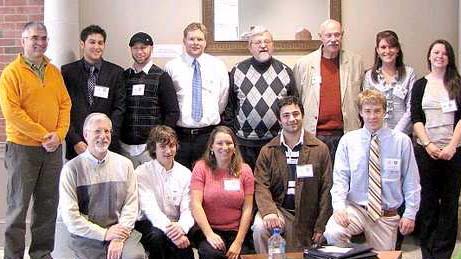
224, 26, 298, 169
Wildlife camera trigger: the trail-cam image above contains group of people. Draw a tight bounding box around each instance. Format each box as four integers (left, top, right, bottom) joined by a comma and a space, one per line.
0, 16, 459, 259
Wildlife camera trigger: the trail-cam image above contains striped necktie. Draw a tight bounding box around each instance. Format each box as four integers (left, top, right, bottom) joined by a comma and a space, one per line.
367, 133, 382, 222
191, 59, 203, 122
88, 65, 96, 105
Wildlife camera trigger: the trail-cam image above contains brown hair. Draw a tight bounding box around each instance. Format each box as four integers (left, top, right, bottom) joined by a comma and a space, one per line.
183, 22, 208, 40
202, 126, 243, 177
427, 39, 461, 101
371, 30, 406, 83
357, 89, 387, 111
146, 125, 178, 159
276, 96, 304, 120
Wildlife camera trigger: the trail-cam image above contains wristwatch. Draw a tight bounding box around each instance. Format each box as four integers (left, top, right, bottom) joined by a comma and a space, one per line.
422, 140, 432, 147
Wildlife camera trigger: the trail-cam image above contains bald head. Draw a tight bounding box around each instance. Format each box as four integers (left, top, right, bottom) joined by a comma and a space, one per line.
319, 19, 341, 34
318, 19, 342, 58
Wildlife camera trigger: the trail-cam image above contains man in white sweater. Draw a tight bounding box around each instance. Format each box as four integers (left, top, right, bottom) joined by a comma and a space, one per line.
59, 113, 145, 259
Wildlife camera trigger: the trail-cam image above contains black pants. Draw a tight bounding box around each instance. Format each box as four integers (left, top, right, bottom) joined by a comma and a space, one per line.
195, 229, 251, 259
415, 145, 461, 259
176, 131, 211, 170
238, 140, 270, 170
135, 220, 194, 259
316, 132, 343, 162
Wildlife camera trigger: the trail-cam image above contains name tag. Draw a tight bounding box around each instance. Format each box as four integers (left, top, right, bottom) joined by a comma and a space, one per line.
384, 158, 401, 171
287, 188, 295, 195
441, 100, 457, 113
132, 84, 145, 96
296, 164, 313, 178
94, 85, 109, 99
311, 75, 322, 85
224, 179, 240, 191
393, 86, 406, 99
287, 158, 298, 165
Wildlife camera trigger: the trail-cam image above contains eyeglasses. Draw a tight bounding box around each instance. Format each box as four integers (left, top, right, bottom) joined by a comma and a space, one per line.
23, 36, 49, 42
251, 40, 273, 46
88, 128, 113, 136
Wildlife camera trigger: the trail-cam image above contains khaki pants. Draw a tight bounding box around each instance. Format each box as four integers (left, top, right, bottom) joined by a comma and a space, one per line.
324, 203, 400, 251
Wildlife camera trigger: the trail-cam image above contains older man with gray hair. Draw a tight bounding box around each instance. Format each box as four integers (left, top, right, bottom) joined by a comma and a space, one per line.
224, 26, 298, 169
59, 113, 145, 259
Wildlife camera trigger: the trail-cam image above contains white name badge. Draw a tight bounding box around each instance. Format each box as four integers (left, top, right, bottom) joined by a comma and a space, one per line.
287, 158, 298, 165
393, 87, 406, 99
94, 85, 109, 99
288, 180, 296, 188
296, 164, 313, 178
441, 100, 458, 113
132, 84, 145, 96
224, 179, 240, 191
287, 188, 295, 195
311, 75, 322, 85
384, 158, 401, 171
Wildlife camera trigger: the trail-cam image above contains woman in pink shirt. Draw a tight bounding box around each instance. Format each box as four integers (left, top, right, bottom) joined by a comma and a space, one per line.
191, 126, 254, 259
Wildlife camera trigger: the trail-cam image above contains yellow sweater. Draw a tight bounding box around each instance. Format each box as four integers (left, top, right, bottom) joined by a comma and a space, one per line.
0, 54, 71, 146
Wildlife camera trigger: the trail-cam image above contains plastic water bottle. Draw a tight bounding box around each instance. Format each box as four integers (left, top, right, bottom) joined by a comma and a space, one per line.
268, 227, 286, 259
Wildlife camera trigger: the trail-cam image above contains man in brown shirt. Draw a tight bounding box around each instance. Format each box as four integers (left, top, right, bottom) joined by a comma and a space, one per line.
252, 96, 332, 252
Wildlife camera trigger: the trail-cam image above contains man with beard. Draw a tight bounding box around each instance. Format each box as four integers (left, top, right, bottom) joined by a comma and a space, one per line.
224, 26, 298, 169
252, 96, 332, 252
121, 32, 179, 167
59, 113, 145, 259
293, 19, 364, 160
62, 25, 125, 160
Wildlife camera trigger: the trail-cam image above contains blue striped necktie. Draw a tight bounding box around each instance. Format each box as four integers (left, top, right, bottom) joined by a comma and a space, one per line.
192, 59, 203, 122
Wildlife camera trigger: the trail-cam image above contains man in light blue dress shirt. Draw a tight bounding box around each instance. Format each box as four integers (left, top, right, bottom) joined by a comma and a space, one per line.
323, 89, 420, 250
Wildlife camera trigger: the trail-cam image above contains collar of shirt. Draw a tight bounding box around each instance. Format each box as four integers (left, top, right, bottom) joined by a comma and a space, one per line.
82, 149, 109, 165
152, 159, 175, 176
182, 52, 205, 67
361, 126, 390, 142
132, 59, 154, 74
280, 129, 304, 150
83, 58, 102, 73
376, 67, 398, 84
21, 54, 48, 78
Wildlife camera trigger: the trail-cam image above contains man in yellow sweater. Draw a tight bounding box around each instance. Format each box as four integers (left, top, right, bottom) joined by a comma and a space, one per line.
0, 22, 71, 259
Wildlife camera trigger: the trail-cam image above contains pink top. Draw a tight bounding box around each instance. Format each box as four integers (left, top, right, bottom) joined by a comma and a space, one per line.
191, 160, 254, 231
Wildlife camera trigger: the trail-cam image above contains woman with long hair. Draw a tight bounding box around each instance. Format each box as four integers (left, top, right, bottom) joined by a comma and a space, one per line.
363, 30, 416, 134
190, 126, 254, 259
411, 39, 461, 259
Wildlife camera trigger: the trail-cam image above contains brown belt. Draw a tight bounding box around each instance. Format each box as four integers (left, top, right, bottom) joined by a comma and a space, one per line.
359, 205, 398, 217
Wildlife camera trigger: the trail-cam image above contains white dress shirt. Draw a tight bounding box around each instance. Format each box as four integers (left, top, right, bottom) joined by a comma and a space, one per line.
164, 53, 229, 128
136, 159, 194, 234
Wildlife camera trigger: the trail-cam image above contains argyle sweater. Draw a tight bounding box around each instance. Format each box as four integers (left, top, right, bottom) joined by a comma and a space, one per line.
225, 57, 298, 144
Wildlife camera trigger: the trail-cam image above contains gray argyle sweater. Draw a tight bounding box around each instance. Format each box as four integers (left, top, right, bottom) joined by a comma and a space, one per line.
225, 57, 298, 144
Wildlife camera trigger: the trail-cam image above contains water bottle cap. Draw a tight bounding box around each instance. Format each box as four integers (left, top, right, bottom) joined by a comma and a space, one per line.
273, 227, 280, 234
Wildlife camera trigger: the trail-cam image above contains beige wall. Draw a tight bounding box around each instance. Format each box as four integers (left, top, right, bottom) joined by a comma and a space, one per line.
77, 0, 458, 78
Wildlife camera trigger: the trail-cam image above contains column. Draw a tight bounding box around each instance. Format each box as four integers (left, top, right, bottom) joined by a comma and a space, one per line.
44, 0, 80, 68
